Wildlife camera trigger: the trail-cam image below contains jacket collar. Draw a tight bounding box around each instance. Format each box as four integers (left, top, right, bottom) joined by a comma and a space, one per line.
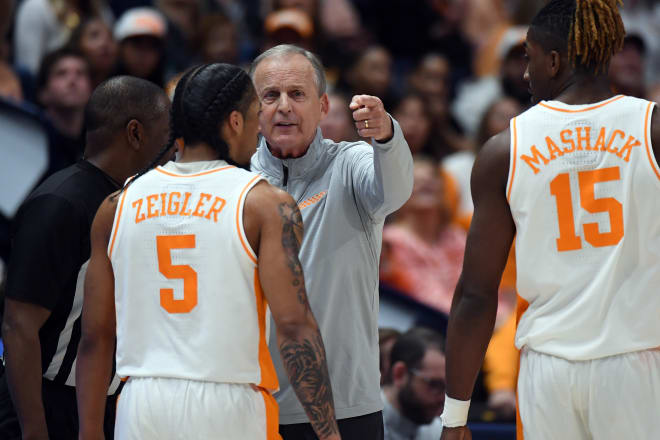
252, 128, 327, 181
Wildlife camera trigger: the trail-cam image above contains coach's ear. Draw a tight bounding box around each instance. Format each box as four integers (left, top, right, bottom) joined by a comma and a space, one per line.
126, 119, 145, 151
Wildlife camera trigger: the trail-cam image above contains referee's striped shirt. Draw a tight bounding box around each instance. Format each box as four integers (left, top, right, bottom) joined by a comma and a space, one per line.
6, 160, 121, 393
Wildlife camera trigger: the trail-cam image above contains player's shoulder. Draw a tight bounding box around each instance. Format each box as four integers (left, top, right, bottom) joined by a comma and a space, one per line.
246, 179, 294, 207
95, 191, 121, 223
472, 127, 512, 192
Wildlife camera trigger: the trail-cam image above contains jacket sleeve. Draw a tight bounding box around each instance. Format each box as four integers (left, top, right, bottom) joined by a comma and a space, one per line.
347, 116, 414, 221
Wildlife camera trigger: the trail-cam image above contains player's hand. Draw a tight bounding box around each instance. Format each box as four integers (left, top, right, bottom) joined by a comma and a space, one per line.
440, 426, 472, 440
349, 95, 393, 142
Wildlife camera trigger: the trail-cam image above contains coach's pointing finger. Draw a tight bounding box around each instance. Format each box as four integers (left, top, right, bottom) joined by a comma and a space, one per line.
349, 94, 394, 142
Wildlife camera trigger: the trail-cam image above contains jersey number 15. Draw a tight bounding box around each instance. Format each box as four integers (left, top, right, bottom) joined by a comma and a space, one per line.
550, 166, 624, 252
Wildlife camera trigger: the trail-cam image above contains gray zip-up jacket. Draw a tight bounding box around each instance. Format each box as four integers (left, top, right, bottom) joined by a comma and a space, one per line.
251, 118, 414, 423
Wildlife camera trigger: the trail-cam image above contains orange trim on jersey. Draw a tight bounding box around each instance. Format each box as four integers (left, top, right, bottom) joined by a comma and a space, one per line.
538, 95, 624, 113
514, 294, 528, 440
108, 189, 129, 259
299, 190, 327, 210
507, 117, 518, 201
236, 176, 261, 265
259, 388, 282, 440
515, 294, 530, 324
254, 269, 278, 391
154, 165, 234, 178
643, 102, 660, 181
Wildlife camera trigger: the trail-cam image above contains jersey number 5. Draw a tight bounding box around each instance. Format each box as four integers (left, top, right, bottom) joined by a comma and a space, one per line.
549, 166, 624, 252
156, 235, 198, 313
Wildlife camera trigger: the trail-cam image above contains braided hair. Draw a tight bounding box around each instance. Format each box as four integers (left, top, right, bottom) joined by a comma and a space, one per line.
118, 63, 256, 194
530, 0, 625, 74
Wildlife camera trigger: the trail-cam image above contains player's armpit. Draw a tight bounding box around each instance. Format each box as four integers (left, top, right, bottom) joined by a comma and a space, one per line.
246, 184, 340, 440
445, 130, 516, 402
76, 196, 118, 440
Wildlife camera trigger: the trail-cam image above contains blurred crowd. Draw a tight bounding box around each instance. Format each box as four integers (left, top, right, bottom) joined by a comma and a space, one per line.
1, 0, 659, 431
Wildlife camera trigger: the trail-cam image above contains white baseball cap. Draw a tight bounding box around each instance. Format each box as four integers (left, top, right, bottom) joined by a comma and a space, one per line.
114, 7, 167, 42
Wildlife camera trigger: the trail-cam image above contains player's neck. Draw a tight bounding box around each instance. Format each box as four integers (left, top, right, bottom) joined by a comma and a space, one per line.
178, 142, 221, 163
550, 74, 614, 106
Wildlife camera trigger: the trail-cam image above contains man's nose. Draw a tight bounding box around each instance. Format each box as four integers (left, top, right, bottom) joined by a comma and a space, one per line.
277, 94, 291, 113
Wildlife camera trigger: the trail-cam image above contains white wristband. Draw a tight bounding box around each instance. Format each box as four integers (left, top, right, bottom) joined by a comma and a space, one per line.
440, 395, 471, 428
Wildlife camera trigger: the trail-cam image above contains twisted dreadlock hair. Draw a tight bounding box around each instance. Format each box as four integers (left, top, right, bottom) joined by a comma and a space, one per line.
530, 0, 625, 74
119, 63, 256, 194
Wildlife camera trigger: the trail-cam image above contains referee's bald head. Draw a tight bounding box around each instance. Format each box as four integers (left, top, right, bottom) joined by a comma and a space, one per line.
84, 76, 169, 155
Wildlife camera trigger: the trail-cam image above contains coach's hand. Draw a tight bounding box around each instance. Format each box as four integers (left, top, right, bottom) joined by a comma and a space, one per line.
441, 426, 472, 440
350, 94, 393, 142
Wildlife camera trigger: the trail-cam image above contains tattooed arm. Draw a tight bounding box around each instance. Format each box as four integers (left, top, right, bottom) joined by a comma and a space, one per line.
243, 182, 340, 440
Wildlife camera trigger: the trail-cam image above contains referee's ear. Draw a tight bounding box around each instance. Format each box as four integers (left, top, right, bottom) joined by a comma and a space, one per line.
125, 119, 145, 151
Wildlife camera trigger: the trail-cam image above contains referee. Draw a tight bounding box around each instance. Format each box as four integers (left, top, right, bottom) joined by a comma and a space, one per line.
0, 76, 171, 440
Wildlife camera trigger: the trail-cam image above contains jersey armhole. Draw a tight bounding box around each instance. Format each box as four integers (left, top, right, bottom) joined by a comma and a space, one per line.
236, 175, 263, 265
107, 189, 129, 259
506, 117, 518, 201
643, 101, 660, 182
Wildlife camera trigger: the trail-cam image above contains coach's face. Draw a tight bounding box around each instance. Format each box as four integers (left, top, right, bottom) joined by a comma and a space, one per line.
253, 54, 328, 158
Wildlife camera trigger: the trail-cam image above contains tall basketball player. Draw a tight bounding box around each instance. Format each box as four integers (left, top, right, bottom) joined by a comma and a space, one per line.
440, 1, 660, 439
75, 64, 340, 440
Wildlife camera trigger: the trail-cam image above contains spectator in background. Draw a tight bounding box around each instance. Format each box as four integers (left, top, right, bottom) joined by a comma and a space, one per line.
1, 75, 171, 440
37, 47, 92, 177
0, 63, 22, 103
380, 156, 466, 315
114, 7, 167, 87
452, 30, 531, 137
263, 8, 315, 52
352, 0, 472, 87
381, 327, 445, 440
155, 0, 201, 79
338, 46, 397, 110
392, 94, 434, 156
408, 53, 472, 158
67, 17, 117, 88
271, 0, 365, 78
379, 328, 401, 386
319, 91, 358, 142
13, 0, 113, 75
197, 13, 239, 65
463, 0, 512, 78
609, 34, 646, 98
620, 0, 660, 85
443, 96, 523, 228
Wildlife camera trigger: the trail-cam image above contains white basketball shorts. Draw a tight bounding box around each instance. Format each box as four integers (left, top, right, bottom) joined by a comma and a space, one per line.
517, 347, 660, 439
115, 377, 281, 440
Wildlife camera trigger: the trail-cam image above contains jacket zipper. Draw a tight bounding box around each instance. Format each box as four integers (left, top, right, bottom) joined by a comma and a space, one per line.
282, 165, 289, 188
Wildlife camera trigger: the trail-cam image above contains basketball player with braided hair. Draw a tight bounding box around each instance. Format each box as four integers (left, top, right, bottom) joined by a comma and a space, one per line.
76, 63, 340, 440
441, 1, 660, 439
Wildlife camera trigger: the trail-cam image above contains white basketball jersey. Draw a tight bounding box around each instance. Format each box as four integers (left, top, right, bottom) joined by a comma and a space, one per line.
508, 95, 660, 360
108, 160, 278, 390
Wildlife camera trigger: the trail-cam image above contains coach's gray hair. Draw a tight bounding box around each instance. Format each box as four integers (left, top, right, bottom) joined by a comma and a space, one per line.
249, 44, 327, 96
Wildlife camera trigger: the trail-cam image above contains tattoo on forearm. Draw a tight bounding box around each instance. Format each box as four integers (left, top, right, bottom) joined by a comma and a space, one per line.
280, 332, 339, 438
278, 202, 311, 315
